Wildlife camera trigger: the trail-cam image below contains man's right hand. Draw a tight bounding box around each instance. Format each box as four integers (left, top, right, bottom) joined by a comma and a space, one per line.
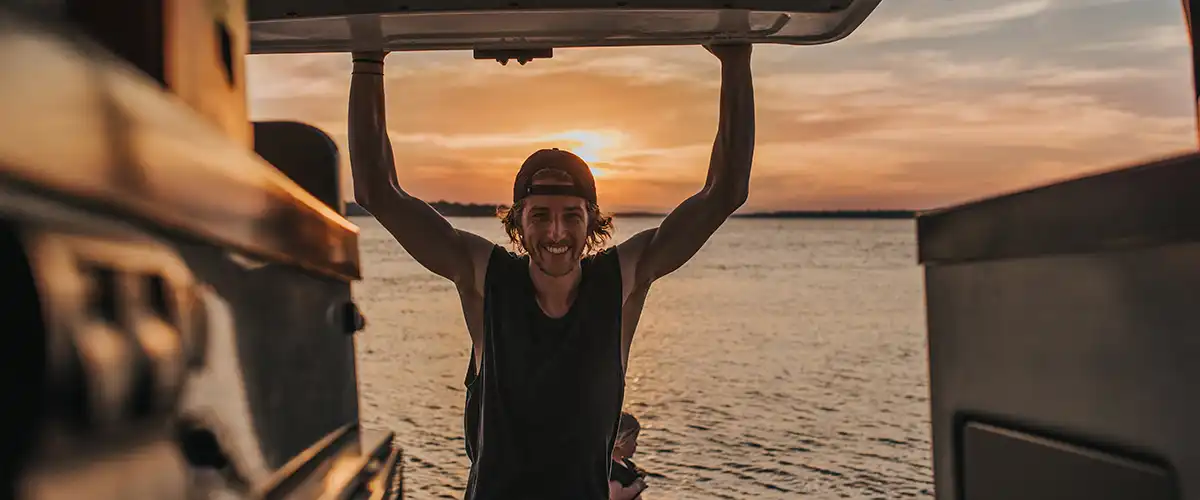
352, 50, 388, 62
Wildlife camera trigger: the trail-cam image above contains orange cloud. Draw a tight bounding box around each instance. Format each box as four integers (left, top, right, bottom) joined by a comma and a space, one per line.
246, 0, 1196, 212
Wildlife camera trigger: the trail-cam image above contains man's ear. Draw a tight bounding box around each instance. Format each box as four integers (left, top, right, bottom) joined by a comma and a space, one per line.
586, 205, 599, 231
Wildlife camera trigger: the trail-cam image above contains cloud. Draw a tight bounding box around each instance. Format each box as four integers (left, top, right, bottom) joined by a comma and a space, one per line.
245, 0, 1196, 212
853, 0, 1052, 44
1074, 25, 1192, 52
874, 50, 1160, 85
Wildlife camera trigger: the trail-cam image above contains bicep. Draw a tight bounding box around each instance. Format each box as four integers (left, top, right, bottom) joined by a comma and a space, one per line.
369, 191, 494, 287
617, 228, 656, 301
622, 191, 735, 288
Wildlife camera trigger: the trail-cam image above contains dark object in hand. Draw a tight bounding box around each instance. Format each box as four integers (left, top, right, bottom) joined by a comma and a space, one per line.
611, 459, 645, 487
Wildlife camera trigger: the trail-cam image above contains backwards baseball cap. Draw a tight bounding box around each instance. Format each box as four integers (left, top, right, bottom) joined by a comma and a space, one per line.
512, 148, 598, 204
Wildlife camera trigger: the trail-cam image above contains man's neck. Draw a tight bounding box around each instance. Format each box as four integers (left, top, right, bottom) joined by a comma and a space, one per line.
529, 262, 582, 318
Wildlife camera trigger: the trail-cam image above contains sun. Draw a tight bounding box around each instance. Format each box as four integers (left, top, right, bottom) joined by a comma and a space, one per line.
544, 129, 625, 176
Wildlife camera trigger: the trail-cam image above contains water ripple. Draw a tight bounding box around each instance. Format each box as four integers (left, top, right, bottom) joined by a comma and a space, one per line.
354, 217, 933, 499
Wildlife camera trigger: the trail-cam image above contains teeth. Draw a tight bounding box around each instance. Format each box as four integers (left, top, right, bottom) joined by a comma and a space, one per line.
545, 245, 569, 255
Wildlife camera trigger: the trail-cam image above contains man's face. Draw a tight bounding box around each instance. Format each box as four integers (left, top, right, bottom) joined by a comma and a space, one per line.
520, 191, 589, 277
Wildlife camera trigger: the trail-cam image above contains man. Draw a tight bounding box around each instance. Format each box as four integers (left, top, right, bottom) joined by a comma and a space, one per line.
348, 43, 754, 499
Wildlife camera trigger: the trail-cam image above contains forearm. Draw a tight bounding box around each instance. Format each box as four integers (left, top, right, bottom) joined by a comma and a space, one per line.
704, 55, 755, 208
348, 57, 402, 205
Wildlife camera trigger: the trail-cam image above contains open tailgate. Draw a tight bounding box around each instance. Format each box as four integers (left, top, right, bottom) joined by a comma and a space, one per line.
246, 0, 881, 54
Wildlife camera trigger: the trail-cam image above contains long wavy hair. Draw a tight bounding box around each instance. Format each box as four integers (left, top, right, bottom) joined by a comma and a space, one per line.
496, 170, 614, 255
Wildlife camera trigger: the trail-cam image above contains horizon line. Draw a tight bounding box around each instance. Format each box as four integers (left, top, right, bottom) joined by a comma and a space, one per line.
343, 201, 916, 218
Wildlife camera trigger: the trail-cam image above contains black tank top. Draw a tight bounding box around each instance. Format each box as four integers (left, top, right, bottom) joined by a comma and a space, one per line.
463, 245, 626, 500
464, 351, 479, 462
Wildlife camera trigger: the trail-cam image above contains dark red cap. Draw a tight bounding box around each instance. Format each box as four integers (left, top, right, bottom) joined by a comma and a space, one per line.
512, 148, 598, 204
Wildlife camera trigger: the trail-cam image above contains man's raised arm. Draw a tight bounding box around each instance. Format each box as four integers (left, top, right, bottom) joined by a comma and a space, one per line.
617, 44, 755, 296
348, 52, 494, 292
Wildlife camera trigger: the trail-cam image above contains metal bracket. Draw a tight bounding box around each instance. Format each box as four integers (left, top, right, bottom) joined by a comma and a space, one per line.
473, 47, 553, 65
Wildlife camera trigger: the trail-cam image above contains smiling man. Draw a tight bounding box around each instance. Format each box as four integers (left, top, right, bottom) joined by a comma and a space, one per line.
347, 44, 754, 499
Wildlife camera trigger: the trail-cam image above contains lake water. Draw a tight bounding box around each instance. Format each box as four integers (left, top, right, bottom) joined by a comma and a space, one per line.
351, 216, 934, 499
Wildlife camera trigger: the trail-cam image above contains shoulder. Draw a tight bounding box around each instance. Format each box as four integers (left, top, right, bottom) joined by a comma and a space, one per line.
584, 245, 622, 275
582, 246, 623, 294
612, 228, 658, 300
490, 245, 522, 264
465, 244, 518, 297
485, 245, 524, 278
591, 244, 620, 262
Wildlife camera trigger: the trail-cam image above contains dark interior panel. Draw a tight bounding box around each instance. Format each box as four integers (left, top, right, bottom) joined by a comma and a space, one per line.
252, 121, 344, 215
918, 151, 1200, 500
960, 422, 1177, 500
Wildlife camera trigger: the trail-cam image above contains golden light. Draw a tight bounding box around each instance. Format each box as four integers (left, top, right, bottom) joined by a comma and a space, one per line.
545, 130, 626, 172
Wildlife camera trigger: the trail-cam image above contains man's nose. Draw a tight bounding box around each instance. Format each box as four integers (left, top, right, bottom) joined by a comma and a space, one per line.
549, 216, 567, 239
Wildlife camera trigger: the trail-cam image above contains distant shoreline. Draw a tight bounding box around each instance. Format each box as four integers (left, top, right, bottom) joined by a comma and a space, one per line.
732, 210, 915, 219
344, 202, 914, 219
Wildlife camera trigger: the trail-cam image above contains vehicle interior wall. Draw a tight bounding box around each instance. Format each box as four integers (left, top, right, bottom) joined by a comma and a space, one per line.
1, 3, 368, 499
917, 2, 1199, 499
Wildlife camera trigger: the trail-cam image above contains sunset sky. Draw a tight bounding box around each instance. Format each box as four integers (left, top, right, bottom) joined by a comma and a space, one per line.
246, 0, 1197, 213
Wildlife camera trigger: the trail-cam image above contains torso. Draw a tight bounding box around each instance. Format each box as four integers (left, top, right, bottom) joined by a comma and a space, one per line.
461, 245, 636, 500
461, 250, 648, 376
